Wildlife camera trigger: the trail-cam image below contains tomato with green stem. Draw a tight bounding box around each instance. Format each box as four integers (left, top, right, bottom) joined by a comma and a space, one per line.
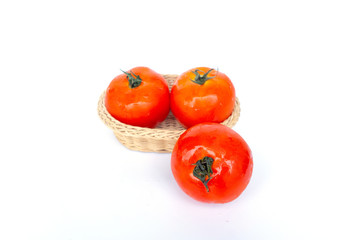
105, 66, 170, 128
171, 123, 253, 203
170, 67, 236, 128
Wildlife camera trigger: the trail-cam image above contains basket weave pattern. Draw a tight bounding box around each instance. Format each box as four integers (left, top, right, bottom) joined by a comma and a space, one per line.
98, 74, 240, 153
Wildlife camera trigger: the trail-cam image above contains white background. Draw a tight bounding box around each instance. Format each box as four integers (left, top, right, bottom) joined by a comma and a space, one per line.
0, 0, 359, 239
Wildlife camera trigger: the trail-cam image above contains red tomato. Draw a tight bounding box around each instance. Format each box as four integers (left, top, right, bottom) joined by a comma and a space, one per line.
171, 123, 253, 203
105, 67, 170, 128
170, 67, 235, 128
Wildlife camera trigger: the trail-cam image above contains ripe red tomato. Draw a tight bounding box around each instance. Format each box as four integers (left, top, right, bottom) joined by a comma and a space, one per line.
105, 66, 170, 128
170, 67, 235, 128
171, 123, 253, 203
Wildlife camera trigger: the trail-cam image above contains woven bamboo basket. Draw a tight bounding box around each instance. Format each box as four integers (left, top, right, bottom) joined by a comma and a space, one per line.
98, 74, 240, 153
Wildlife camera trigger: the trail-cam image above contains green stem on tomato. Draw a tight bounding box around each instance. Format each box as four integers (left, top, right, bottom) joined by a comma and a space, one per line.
191, 68, 215, 85
121, 69, 142, 88
192, 156, 214, 192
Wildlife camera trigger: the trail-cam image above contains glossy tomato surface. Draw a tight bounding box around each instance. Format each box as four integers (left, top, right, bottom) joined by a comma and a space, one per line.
105, 66, 170, 128
171, 123, 253, 203
170, 67, 235, 128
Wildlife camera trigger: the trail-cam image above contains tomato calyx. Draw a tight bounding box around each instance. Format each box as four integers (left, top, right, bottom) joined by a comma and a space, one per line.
191, 68, 215, 85
192, 156, 214, 192
121, 69, 142, 88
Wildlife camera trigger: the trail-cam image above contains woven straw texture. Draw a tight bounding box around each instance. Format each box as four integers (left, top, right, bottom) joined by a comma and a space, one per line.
98, 74, 241, 153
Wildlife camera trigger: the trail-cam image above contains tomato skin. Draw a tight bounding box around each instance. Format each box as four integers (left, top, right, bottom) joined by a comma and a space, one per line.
105, 67, 170, 128
171, 123, 253, 203
170, 67, 235, 128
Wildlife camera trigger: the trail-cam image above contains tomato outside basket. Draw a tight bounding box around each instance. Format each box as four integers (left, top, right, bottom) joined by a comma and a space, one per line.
97, 74, 241, 153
